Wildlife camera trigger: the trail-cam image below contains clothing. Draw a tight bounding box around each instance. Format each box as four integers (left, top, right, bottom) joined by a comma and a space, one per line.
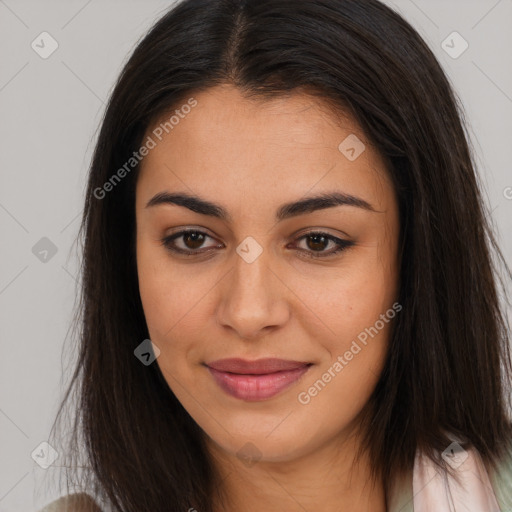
39, 493, 102, 512
39, 444, 512, 511
388, 442, 512, 511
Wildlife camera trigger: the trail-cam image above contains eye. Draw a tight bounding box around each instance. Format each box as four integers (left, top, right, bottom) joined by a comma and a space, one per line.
291, 231, 355, 259
160, 229, 354, 258
160, 229, 221, 255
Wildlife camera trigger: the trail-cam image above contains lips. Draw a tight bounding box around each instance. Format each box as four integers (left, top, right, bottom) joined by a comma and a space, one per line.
207, 357, 309, 374
205, 358, 312, 401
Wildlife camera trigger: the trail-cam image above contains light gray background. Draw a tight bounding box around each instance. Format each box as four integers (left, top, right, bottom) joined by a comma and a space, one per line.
0, 1, 511, 510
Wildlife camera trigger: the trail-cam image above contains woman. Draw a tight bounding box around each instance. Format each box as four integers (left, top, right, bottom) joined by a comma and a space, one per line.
40, 0, 512, 510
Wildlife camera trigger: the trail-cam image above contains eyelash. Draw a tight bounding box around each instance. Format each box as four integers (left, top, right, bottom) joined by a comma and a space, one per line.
160, 229, 354, 259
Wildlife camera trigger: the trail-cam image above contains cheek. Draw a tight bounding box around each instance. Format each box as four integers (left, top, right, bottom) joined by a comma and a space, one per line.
137, 241, 188, 342
295, 338, 387, 453
296, 279, 395, 431
302, 259, 395, 399
136, 240, 217, 381
303, 260, 395, 344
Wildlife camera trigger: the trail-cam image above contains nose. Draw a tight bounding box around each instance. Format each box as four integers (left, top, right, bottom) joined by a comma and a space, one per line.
215, 247, 290, 341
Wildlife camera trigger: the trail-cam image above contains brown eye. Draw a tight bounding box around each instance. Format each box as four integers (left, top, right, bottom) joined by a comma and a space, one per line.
161, 230, 220, 255
182, 231, 206, 250
305, 234, 330, 252
161, 229, 354, 259
293, 232, 355, 259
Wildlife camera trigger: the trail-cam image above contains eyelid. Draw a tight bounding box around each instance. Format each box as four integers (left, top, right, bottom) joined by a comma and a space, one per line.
292, 225, 352, 240
160, 227, 354, 259
163, 225, 351, 242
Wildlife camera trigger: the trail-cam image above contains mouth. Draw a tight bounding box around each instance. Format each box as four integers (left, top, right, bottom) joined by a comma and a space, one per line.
205, 358, 313, 401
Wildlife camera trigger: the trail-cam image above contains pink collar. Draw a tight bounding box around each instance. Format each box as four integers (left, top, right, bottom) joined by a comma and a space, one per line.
412, 443, 500, 511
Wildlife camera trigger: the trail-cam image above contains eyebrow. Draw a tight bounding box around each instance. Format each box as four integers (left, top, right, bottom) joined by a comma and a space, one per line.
145, 190, 376, 222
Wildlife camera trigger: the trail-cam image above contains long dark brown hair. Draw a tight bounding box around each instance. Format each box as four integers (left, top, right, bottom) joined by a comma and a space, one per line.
47, 0, 512, 510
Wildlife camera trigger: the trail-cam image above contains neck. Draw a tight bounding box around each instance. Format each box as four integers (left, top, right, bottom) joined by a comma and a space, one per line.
207, 429, 387, 512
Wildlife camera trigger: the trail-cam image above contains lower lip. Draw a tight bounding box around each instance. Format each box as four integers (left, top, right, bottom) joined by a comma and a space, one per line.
206, 365, 311, 401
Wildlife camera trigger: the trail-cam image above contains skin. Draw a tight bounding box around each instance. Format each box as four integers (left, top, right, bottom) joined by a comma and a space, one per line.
135, 84, 400, 512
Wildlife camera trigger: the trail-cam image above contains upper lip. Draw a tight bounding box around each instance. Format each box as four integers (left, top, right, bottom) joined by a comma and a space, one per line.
206, 358, 311, 375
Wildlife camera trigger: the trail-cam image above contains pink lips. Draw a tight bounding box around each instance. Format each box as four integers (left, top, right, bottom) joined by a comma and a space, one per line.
206, 358, 312, 401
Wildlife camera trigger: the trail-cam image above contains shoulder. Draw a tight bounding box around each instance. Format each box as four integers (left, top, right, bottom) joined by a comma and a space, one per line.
490, 437, 512, 510
39, 493, 102, 512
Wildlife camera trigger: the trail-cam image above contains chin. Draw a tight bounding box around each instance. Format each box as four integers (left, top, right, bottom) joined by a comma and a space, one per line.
205, 420, 318, 465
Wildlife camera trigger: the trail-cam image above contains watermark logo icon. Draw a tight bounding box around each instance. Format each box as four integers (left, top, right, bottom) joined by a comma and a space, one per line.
236, 236, 263, 264
32, 237, 58, 263
338, 134, 366, 161
236, 442, 262, 468
442, 441, 468, 469
441, 31, 469, 59
134, 339, 161, 366
31, 32, 59, 59
31, 441, 59, 469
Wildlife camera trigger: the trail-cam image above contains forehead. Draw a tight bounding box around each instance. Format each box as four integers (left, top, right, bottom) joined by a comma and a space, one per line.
136, 84, 393, 212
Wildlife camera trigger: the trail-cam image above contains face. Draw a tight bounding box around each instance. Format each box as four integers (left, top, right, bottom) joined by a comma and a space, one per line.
135, 84, 400, 465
